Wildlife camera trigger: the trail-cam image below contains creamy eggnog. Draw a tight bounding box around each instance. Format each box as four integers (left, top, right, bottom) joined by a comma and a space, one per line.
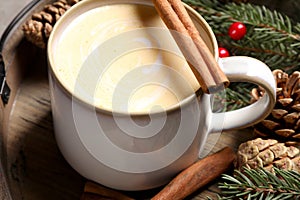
52, 3, 199, 113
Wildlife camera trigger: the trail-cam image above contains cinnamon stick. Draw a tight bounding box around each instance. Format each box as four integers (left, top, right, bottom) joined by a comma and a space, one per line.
83, 181, 134, 200
152, 0, 229, 93
151, 147, 236, 200
81, 192, 114, 200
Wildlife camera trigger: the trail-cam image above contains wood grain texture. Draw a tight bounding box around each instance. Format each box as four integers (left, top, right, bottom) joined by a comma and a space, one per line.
5, 43, 85, 200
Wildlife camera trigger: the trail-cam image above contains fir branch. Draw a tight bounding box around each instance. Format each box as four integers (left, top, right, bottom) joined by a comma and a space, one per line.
212, 83, 254, 112
184, 0, 300, 72
218, 168, 300, 200
184, 0, 300, 111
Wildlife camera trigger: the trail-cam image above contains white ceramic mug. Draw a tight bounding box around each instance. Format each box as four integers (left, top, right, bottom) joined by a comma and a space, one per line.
47, 0, 276, 191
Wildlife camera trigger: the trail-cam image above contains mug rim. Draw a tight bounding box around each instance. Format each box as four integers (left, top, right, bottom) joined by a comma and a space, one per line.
47, 0, 219, 116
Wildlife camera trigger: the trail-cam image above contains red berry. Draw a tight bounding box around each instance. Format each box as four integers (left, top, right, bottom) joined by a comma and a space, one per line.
218, 47, 230, 58
228, 22, 247, 40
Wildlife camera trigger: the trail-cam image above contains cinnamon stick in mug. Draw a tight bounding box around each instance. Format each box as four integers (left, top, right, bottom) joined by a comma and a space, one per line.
152, 0, 229, 93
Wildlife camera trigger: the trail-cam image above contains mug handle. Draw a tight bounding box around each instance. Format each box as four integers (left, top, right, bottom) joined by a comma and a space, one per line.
211, 56, 276, 132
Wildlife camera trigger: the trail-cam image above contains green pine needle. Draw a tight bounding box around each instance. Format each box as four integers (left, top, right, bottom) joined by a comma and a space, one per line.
218, 168, 300, 200
184, 0, 300, 72
183, 0, 300, 111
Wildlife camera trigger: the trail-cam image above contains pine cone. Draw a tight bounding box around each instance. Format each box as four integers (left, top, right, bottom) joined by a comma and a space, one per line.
22, 0, 81, 48
251, 69, 300, 146
235, 138, 300, 173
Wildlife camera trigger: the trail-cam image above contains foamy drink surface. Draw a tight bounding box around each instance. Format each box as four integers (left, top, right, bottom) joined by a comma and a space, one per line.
52, 4, 199, 114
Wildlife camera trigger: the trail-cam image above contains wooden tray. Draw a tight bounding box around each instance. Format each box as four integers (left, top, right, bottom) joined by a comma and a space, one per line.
0, 0, 298, 199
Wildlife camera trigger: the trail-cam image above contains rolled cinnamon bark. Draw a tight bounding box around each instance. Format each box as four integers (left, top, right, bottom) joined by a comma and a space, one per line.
83, 182, 134, 200
152, 0, 229, 93
151, 147, 236, 200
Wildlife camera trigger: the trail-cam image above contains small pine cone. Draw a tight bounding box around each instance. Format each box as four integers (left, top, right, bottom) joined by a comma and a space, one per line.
251, 69, 300, 146
235, 138, 300, 173
69, 0, 81, 5
22, 0, 80, 48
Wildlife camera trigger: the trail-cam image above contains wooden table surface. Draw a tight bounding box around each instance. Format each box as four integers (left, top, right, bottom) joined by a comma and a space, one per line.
1, 0, 298, 199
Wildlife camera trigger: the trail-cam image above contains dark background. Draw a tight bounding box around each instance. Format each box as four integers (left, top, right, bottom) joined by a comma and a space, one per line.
250, 0, 300, 22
